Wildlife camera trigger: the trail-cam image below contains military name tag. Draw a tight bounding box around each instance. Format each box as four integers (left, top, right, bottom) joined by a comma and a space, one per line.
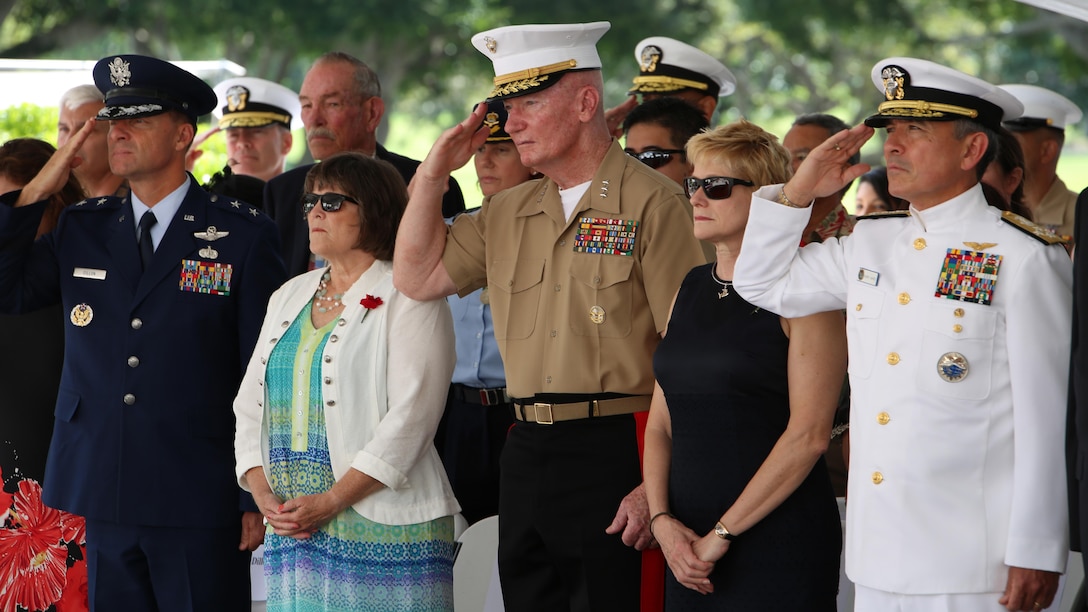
935, 248, 1002, 306
857, 268, 880, 286
179, 259, 232, 296
573, 217, 639, 256
73, 267, 107, 281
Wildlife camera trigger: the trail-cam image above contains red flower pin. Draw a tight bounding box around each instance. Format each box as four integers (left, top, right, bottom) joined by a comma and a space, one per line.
360, 295, 383, 309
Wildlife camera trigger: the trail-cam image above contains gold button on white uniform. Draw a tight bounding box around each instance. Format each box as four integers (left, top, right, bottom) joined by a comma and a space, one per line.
887, 352, 901, 365
913, 238, 926, 250
952, 324, 963, 333
872, 471, 884, 485
877, 412, 890, 425
954, 308, 965, 318
855, 304, 863, 311
898, 293, 911, 305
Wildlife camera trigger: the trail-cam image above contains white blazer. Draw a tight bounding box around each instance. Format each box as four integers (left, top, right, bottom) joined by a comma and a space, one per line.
235, 260, 460, 525
735, 184, 1070, 594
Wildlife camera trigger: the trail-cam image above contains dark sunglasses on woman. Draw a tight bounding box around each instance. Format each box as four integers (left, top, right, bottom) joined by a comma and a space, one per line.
301, 192, 358, 215
683, 176, 755, 200
626, 149, 685, 170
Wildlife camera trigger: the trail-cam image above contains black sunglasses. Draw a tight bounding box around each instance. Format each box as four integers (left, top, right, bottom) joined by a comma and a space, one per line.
626, 149, 685, 170
683, 176, 755, 200
301, 192, 358, 215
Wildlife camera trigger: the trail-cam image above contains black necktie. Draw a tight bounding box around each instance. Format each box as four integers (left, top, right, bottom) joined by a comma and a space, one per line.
138, 211, 157, 270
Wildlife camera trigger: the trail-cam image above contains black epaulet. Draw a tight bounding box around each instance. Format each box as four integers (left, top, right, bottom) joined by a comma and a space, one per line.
1000, 210, 1069, 245
68, 196, 123, 212
207, 192, 267, 224
857, 210, 910, 221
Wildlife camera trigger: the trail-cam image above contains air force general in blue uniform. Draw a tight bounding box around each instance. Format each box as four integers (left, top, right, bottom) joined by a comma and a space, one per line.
0, 55, 286, 611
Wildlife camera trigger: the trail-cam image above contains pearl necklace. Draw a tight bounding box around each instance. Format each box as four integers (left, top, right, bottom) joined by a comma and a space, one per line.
710, 267, 731, 299
314, 268, 344, 313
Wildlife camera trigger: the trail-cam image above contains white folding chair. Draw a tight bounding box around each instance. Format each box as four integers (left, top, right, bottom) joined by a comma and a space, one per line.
453, 515, 504, 612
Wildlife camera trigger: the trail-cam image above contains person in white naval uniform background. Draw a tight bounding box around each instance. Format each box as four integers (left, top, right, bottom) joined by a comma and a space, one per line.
734, 57, 1071, 612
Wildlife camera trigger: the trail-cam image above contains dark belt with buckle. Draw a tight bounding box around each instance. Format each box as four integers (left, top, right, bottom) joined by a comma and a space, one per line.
512, 394, 650, 424
453, 383, 510, 407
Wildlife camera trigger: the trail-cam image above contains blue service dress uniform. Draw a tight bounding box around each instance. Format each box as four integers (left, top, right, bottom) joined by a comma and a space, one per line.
0, 178, 286, 609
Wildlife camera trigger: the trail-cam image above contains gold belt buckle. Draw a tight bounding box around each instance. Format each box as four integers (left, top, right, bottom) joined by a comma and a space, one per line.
533, 402, 554, 425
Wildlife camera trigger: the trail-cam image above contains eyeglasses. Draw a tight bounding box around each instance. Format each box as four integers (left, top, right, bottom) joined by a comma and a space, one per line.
683, 176, 755, 200
626, 149, 685, 170
301, 192, 358, 215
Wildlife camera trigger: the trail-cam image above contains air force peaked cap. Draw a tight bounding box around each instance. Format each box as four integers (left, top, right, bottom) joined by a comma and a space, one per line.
999, 84, 1082, 131
213, 77, 302, 130
93, 55, 217, 123
472, 21, 610, 100
628, 37, 736, 98
863, 57, 1022, 132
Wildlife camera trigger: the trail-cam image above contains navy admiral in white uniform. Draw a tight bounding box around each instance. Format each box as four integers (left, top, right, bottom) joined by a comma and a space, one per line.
734, 58, 1070, 612
0, 55, 286, 611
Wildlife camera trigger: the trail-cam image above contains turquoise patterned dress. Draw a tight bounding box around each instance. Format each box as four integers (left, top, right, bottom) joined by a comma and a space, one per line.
263, 303, 455, 612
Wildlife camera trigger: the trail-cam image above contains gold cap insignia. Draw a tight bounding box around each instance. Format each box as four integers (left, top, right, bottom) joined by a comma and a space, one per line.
225, 85, 250, 112
483, 111, 501, 135
881, 65, 906, 101
639, 45, 662, 73
484, 36, 497, 53
108, 57, 131, 87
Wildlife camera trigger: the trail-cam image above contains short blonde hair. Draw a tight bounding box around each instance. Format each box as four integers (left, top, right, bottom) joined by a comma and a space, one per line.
685, 120, 791, 187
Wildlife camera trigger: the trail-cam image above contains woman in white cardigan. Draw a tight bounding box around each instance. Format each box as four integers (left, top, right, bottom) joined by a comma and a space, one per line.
234, 153, 458, 611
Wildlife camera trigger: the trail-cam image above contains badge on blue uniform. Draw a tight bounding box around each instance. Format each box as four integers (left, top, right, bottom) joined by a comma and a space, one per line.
935, 248, 1002, 306
179, 260, 233, 295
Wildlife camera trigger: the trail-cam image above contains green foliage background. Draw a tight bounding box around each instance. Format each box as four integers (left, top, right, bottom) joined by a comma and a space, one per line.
3, 0, 1088, 206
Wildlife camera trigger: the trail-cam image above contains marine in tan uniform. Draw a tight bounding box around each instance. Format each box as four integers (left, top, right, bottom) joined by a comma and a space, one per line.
1000, 83, 1082, 241
393, 21, 705, 612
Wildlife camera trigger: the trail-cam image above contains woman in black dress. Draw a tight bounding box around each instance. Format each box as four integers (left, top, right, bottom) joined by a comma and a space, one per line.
644, 120, 847, 611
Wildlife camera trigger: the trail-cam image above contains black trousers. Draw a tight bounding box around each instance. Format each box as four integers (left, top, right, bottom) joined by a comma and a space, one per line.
436, 384, 515, 524
497, 414, 642, 612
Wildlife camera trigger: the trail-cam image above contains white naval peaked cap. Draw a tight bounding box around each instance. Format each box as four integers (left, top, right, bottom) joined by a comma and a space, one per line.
212, 76, 302, 130
472, 21, 611, 100
863, 57, 1022, 132
999, 84, 1083, 130
628, 36, 736, 98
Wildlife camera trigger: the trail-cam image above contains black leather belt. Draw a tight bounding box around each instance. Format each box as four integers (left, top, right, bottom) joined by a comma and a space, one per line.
453, 383, 510, 407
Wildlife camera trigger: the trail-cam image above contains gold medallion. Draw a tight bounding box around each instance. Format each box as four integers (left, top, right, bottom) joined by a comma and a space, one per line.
937, 352, 969, 382
589, 305, 605, 325
70, 303, 93, 327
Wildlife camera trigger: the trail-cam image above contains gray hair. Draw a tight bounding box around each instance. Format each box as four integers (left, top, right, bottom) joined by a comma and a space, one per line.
59, 84, 104, 111
314, 52, 381, 99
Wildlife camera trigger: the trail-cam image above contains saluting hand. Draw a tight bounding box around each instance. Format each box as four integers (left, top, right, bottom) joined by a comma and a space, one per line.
15, 118, 97, 207
782, 123, 874, 206
414, 102, 490, 189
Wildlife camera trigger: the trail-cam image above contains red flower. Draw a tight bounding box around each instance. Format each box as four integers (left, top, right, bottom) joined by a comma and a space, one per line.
360, 295, 383, 309
0, 479, 68, 612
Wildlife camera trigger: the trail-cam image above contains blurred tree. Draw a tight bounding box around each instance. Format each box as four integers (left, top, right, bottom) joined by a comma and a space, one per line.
2, 0, 1087, 148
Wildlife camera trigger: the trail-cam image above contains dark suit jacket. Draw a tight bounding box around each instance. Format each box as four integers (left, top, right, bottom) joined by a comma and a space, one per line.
264, 144, 466, 277
1073, 188, 1088, 558
0, 178, 286, 528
